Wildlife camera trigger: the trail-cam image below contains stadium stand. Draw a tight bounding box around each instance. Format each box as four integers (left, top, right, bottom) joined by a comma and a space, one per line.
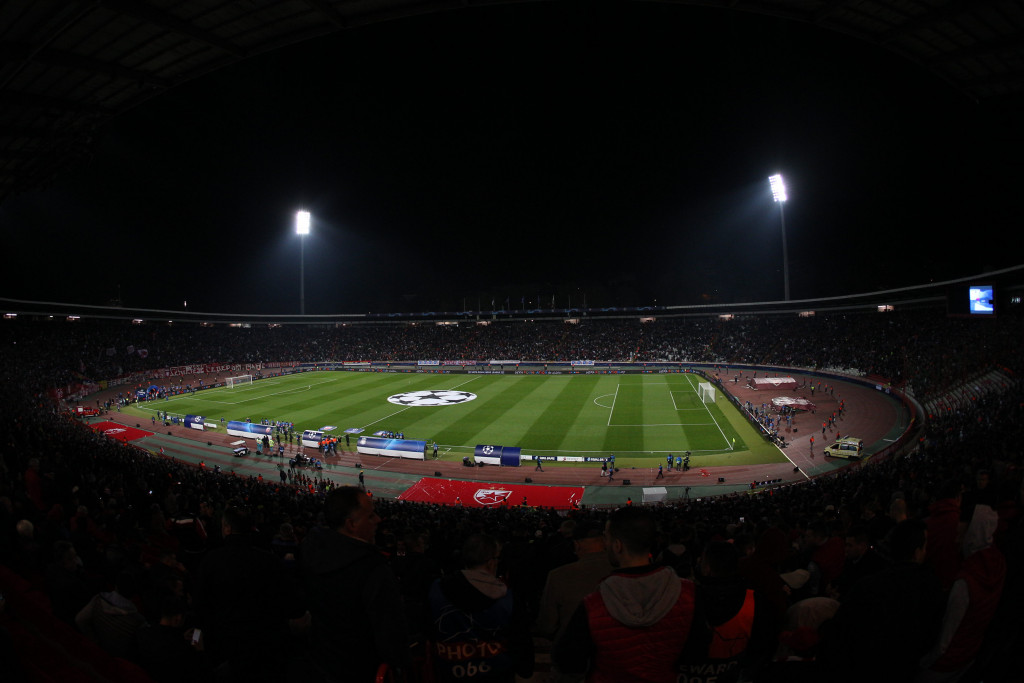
0, 305, 1021, 682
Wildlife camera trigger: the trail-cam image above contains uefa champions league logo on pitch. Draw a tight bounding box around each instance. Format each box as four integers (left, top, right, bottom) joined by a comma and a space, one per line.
387, 390, 477, 407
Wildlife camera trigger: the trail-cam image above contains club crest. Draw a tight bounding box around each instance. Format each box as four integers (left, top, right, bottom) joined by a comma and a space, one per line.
473, 489, 512, 506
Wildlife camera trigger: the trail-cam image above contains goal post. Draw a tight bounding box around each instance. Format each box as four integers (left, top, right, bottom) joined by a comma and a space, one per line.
226, 374, 253, 389
698, 382, 716, 404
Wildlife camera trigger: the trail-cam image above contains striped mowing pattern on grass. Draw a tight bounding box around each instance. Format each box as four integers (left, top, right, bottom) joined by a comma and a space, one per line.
130, 371, 759, 461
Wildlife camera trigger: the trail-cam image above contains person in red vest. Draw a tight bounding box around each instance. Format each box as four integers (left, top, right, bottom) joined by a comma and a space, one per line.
553, 506, 698, 682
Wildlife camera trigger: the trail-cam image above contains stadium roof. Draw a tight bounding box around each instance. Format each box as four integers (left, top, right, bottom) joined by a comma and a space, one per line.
3, 0, 1024, 205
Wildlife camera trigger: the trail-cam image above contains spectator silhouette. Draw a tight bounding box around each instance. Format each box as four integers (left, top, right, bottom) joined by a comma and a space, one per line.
917, 503, 1006, 682
301, 486, 411, 682
429, 533, 534, 682
553, 506, 699, 682
535, 520, 614, 648
818, 519, 945, 682
678, 540, 772, 682
75, 568, 147, 660
391, 529, 442, 641
135, 596, 207, 683
832, 524, 889, 601
195, 506, 304, 682
924, 479, 963, 592
45, 539, 93, 623
803, 519, 845, 598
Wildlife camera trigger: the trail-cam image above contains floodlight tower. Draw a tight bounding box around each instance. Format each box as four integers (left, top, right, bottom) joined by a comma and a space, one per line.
296, 210, 311, 314
768, 174, 790, 301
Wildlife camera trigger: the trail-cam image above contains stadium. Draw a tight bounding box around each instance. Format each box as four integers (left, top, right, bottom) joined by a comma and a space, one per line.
2, 3, 1023, 683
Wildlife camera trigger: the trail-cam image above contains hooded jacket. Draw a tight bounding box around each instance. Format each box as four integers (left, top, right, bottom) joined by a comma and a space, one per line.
429, 568, 534, 682
580, 566, 696, 683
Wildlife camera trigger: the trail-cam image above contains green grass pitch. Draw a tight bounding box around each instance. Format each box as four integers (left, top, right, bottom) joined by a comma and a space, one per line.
125, 371, 786, 468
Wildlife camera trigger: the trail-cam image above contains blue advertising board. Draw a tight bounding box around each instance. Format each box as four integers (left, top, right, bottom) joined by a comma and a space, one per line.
473, 444, 522, 467
357, 436, 426, 460
301, 430, 325, 448
226, 421, 273, 439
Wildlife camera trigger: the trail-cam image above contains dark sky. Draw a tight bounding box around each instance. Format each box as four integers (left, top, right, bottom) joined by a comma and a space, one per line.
3, 3, 1023, 314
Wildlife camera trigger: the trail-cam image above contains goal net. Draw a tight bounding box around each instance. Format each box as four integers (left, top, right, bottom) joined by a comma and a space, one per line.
698, 382, 716, 404
226, 375, 253, 389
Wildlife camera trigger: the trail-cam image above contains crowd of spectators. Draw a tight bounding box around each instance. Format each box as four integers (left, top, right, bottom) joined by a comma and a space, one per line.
3, 303, 1021, 403
0, 307, 1021, 682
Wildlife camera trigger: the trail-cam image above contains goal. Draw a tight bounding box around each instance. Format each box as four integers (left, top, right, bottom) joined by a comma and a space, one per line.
226, 374, 253, 389
697, 382, 716, 404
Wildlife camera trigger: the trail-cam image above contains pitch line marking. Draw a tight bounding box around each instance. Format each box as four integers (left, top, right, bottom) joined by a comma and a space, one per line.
609, 422, 715, 427
607, 384, 621, 427
175, 376, 341, 406
688, 373, 732, 450
361, 407, 412, 431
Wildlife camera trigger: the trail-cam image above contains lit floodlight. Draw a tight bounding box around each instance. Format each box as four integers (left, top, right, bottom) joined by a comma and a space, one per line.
295, 209, 311, 314
768, 173, 790, 300
769, 174, 787, 202
295, 210, 311, 235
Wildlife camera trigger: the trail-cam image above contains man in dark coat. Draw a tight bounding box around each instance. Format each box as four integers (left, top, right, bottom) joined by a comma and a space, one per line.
301, 486, 411, 682
195, 506, 304, 682
817, 519, 945, 682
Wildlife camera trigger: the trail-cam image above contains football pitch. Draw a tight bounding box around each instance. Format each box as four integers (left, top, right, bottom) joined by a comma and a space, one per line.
126, 371, 786, 467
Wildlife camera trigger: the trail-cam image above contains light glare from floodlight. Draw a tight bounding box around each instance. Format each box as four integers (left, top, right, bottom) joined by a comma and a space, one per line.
769, 174, 787, 202
295, 210, 311, 235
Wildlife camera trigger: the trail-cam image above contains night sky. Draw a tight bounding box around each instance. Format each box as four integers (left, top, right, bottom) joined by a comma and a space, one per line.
3, 3, 1022, 315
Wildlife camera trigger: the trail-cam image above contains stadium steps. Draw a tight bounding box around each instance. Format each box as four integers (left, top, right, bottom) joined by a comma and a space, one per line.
924, 369, 1014, 416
